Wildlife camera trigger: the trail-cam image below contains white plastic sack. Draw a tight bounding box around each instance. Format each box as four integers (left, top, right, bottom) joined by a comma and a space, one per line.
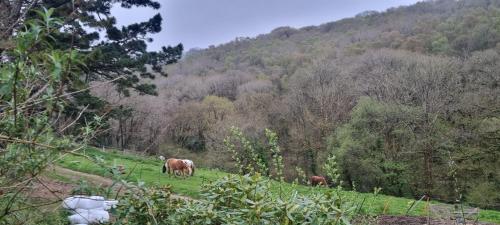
63, 195, 106, 210
68, 209, 109, 225
63, 195, 118, 225
103, 200, 118, 210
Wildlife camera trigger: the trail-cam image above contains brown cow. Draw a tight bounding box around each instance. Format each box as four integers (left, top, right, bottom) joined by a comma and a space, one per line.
163, 158, 189, 177
310, 176, 328, 186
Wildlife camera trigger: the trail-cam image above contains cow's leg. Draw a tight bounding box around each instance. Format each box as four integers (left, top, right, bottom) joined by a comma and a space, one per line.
182, 170, 186, 178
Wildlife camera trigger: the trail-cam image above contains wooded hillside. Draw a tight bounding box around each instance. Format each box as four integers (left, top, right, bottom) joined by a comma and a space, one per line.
96, 0, 500, 208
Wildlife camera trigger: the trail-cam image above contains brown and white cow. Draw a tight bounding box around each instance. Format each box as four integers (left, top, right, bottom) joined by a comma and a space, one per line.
162, 158, 189, 177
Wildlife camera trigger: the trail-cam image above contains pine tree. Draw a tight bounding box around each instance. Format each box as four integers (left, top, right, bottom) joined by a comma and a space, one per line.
1, 0, 182, 141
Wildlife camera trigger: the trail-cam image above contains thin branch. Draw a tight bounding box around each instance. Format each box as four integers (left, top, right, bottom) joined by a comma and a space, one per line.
6, 199, 62, 214
0, 179, 32, 220
24, 83, 49, 105
59, 105, 89, 133
0, 178, 35, 190
19, 75, 125, 110
111, 163, 138, 200
0, 0, 40, 40
33, 177, 64, 201
12, 65, 19, 127
0, 135, 55, 149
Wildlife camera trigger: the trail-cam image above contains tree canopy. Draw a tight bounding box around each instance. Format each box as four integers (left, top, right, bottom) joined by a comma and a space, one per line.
1, 0, 183, 96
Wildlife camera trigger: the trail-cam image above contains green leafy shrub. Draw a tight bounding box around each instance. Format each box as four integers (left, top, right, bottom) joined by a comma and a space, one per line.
0, 8, 98, 224
116, 182, 179, 224
224, 126, 268, 175
115, 174, 358, 225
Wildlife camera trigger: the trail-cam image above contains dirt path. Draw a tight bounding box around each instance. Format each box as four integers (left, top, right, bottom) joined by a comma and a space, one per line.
38, 166, 192, 201
27, 166, 117, 202
51, 166, 114, 186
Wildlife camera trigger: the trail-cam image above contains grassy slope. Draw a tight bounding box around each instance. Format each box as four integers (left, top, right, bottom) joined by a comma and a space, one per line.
56, 148, 500, 223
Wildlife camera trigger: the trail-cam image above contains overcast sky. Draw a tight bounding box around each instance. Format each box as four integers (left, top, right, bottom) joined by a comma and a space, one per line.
112, 0, 421, 51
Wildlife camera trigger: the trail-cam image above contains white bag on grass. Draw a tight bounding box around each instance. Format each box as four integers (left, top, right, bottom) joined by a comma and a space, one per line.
68, 209, 109, 224
63, 195, 106, 210
63, 195, 117, 225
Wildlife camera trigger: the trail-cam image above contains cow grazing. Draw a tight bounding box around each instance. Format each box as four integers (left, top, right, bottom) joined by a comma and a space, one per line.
182, 159, 195, 176
159, 156, 195, 177
163, 158, 189, 177
310, 176, 328, 186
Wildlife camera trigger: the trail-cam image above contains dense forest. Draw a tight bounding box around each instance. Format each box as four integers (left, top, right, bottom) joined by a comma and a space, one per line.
93, 0, 500, 208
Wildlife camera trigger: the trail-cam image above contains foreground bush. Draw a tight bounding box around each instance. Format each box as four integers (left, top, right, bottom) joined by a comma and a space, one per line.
116, 174, 357, 225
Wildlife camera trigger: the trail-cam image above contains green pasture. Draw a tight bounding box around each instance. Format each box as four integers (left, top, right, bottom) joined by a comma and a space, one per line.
56, 148, 500, 223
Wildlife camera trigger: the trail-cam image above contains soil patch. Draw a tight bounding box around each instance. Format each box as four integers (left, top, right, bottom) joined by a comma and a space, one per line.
378, 215, 496, 225
28, 177, 75, 201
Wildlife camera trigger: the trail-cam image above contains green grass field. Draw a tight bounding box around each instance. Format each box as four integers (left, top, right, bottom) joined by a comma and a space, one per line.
56, 148, 500, 223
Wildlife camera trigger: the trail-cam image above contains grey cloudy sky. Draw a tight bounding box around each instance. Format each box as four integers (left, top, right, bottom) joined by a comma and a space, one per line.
112, 0, 421, 51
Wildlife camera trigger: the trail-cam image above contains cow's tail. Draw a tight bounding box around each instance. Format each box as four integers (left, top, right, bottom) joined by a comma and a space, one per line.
191, 164, 195, 176
161, 156, 168, 174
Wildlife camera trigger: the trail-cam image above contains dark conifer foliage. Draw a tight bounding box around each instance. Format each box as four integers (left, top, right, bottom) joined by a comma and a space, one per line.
1, 0, 182, 141
1, 0, 182, 95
